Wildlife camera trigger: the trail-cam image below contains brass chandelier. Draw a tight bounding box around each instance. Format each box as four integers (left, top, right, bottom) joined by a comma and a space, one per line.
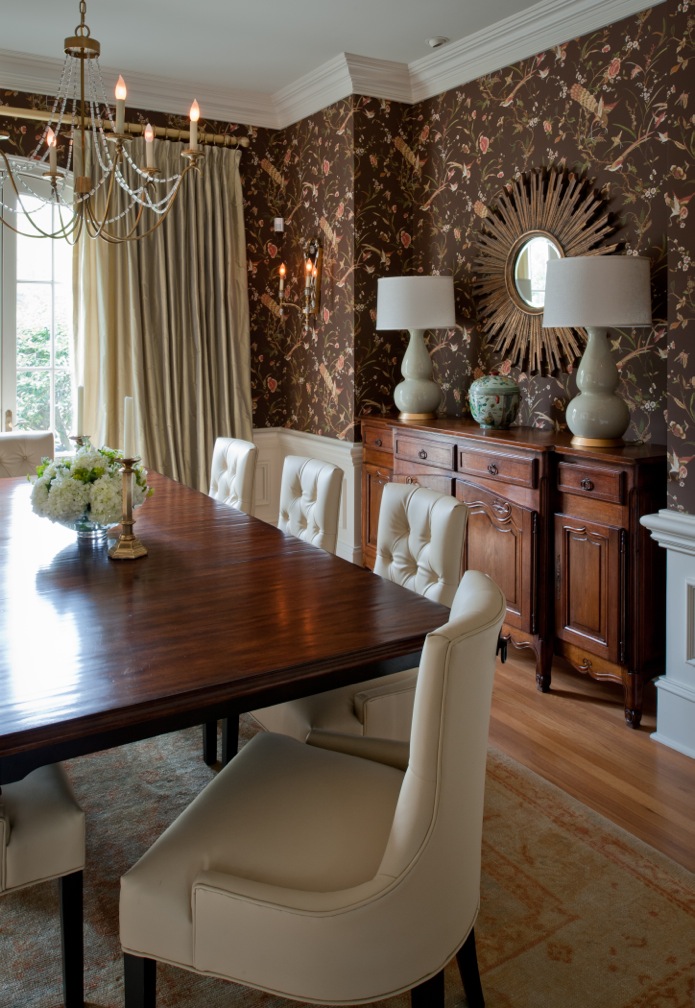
0, 0, 203, 243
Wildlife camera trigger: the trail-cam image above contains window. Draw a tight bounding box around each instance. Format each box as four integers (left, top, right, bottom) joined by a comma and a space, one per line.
1, 168, 74, 452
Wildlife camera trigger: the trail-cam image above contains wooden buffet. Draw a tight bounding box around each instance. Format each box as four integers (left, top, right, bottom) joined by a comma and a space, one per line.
361, 415, 667, 727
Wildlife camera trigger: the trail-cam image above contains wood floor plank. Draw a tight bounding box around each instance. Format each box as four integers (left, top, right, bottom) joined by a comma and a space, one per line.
489, 650, 695, 873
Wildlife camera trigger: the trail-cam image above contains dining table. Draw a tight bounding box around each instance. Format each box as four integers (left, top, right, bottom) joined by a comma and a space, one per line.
0, 470, 449, 785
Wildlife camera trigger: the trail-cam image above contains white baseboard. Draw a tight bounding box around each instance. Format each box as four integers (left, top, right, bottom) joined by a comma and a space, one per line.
251, 428, 363, 565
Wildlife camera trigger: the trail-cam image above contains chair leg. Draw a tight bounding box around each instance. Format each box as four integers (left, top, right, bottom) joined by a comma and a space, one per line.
456, 928, 485, 1008
124, 952, 156, 1008
221, 713, 240, 765
59, 870, 83, 1008
411, 968, 445, 1007
202, 721, 217, 765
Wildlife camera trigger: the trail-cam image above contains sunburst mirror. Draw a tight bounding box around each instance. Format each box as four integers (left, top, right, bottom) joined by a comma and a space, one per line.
473, 168, 617, 373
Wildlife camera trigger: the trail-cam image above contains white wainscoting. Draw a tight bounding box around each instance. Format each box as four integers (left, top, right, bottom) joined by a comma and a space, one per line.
251, 428, 363, 565
641, 509, 695, 759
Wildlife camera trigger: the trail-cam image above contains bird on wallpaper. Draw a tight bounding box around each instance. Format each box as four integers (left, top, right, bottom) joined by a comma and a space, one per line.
569, 83, 617, 126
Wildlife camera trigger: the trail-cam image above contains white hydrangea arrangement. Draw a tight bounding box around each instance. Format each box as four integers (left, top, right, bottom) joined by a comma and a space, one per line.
31, 443, 151, 527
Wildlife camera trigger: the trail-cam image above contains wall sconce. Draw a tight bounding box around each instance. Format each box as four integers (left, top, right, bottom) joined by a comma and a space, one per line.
303, 237, 322, 320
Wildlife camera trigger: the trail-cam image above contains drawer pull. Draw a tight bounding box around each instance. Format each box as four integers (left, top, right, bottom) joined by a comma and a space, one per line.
375, 438, 382, 447
418, 449, 428, 460
578, 658, 593, 673
580, 478, 594, 491
487, 463, 499, 476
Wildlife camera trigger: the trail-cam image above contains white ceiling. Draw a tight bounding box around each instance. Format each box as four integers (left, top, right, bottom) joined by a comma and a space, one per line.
0, 0, 657, 129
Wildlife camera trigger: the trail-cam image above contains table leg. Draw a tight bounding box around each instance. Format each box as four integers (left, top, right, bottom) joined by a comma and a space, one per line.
202, 721, 217, 765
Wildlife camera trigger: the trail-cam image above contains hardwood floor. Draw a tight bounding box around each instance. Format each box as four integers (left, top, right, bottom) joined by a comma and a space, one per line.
488, 649, 695, 873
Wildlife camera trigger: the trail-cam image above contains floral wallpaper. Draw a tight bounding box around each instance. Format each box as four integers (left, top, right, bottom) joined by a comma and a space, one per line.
2, 0, 692, 509
246, 0, 693, 510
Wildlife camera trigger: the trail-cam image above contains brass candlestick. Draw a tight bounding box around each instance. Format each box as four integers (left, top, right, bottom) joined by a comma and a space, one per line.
70, 434, 90, 448
108, 458, 148, 560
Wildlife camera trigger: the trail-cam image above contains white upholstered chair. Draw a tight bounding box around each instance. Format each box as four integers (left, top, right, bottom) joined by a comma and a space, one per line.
120, 570, 505, 1008
252, 481, 467, 742
207, 454, 344, 766
277, 454, 342, 554
0, 430, 54, 477
208, 436, 257, 515
202, 437, 259, 765
1, 764, 85, 1007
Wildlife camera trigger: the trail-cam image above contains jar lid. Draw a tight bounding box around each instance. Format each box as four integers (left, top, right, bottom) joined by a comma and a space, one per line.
470, 373, 519, 393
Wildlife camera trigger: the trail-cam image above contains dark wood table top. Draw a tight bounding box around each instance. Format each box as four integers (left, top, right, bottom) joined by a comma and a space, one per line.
0, 472, 448, 783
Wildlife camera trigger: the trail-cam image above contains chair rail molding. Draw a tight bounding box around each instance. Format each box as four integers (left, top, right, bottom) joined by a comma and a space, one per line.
641, 509, 695, 760
252, 428, 363, 565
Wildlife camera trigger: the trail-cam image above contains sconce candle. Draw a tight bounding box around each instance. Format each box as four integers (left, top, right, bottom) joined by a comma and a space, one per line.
144, 124, 155, 167
46, 128, 58, 172
278, 263, 286, 296
189, 100, 200, 151
114, 75, 127, 133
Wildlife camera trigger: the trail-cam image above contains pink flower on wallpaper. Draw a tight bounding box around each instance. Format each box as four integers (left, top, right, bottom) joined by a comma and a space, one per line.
267, 377, 278, 393
336, 202, 345, 218
479, 135, 490, 154
401, 231, 412, 248
420, 125, 430, 142
323, 306, 331, 324
544, 120, 553, 133
323, 159, 331, 175
336, 355, 345, 371
606, 58, 621, 79
268, 242, 278, 258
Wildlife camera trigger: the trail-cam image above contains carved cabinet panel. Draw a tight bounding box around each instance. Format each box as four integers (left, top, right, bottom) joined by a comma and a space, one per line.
554, 513, 624, 663
456, 479, 538, 637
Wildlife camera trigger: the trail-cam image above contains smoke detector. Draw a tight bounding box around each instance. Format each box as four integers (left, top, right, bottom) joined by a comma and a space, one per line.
427, 36, 449, 48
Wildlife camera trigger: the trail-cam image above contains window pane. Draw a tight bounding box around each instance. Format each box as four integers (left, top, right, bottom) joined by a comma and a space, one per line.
16, 205, 54, 280
55, 284, 71, 364
55, 370, 73, 452
16, 284, 52, 368
16, 370, 50, 431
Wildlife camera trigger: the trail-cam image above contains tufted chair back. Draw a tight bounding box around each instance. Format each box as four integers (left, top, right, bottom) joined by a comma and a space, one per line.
251, 481, 468, 743
2, 763, 85, 1006
277, 455, 342, 555
0, 431, 54, 478
373, 482, 468, 605
208, 437, 257, 514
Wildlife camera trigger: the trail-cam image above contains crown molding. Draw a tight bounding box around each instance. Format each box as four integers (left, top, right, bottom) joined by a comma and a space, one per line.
408, 0, 661, 102
0, 0, 665, 133
274, 53, 412, 128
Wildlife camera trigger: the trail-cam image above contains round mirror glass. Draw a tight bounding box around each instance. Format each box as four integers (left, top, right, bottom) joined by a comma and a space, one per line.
513, 235, 561, 309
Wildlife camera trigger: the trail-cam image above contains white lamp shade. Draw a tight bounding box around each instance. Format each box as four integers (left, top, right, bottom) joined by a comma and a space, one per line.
376, 275, 456, 331
542, 255, 652, 328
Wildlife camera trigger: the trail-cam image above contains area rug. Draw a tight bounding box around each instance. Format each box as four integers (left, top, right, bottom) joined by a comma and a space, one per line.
1, 720, 693, 1008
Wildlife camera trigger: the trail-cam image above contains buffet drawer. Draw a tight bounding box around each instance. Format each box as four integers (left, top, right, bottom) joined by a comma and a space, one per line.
457, 443, 538, 489
394, 433, 455, 471
556, 461, 625, 504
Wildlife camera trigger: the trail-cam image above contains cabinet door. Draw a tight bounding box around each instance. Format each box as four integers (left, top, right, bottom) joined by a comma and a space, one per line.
362, 461, 391, 569
554, 513, 625, 663
455, 478, 538, 635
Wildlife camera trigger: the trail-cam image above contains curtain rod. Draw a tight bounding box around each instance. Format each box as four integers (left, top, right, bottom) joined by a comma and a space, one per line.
0, 105, 250, 148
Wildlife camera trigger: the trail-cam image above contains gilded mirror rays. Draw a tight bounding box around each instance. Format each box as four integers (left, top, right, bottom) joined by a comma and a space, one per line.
473, 168, 616, 373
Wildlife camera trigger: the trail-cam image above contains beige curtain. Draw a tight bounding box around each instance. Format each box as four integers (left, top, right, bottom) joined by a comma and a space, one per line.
74, 139, 252, 491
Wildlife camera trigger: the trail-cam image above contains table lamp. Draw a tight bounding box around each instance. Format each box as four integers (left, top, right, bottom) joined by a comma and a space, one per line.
376, 275, 456, 419
542, 255, 652, 446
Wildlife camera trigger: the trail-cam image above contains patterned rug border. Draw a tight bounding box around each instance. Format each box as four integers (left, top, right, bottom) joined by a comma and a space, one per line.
486, 745, 695, 905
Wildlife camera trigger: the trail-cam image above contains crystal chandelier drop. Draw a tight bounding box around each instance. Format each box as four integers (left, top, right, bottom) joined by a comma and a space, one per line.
0, 0, 204, 243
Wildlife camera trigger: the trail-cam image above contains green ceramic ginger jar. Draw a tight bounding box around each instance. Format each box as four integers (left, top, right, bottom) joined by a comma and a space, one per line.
468, 374, 520, 430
